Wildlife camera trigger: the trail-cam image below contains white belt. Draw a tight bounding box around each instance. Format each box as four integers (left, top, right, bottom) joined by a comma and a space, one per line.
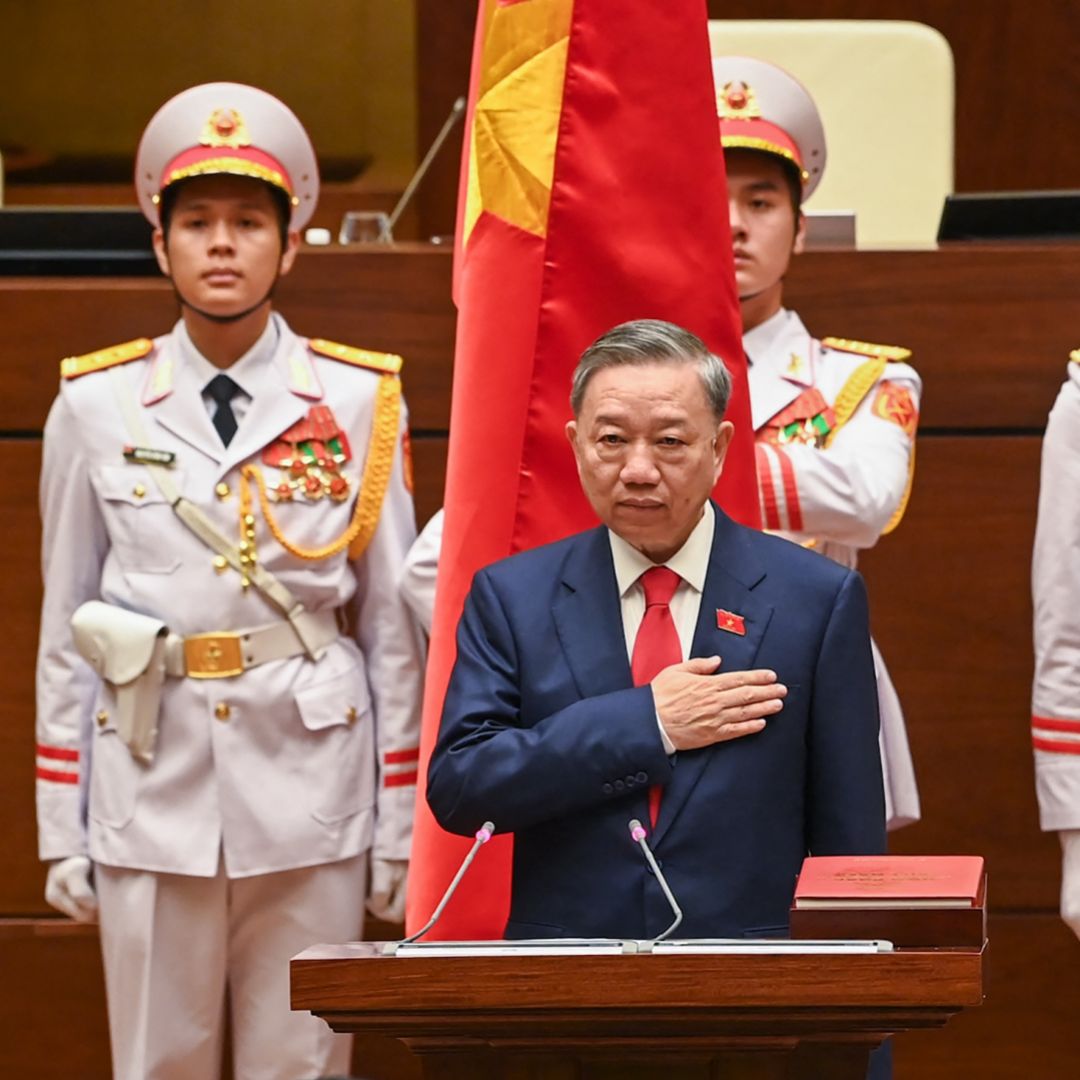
163, 609, 342, 679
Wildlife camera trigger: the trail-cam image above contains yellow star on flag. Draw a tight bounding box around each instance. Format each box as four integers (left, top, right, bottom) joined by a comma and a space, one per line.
463, 0, 574, 246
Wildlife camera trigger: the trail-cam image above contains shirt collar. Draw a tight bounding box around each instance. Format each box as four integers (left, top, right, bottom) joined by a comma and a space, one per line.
608, 501, 715, 597
743, 307, 797, 366
178, 315, 279, 399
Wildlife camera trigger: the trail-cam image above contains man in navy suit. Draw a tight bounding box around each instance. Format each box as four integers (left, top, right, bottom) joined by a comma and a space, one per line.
427, 318, 886, 941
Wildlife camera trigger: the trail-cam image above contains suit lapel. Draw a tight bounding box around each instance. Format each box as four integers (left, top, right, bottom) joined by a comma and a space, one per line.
652, 509, 775, 845
552, 527, 633, 700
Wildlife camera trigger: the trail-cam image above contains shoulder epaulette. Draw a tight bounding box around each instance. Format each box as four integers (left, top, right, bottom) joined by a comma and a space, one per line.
1069, 348, 1080, 366
821, 337, 912, 362
309, 338, 403, 376
60, 337, 154, 380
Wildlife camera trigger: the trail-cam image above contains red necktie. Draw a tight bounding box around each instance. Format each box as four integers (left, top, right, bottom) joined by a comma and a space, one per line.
631, 566, 682, 826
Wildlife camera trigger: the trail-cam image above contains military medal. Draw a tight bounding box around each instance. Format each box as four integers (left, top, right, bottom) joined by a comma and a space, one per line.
762, 388, 835, 448
262, 405, 352, 503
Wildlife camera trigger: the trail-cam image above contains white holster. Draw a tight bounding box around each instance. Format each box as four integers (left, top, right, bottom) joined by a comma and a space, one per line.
71, 601, 167, 765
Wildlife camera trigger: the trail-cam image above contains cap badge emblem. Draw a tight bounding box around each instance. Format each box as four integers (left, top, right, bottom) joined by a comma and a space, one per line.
200, 108, 251, 149
717, 80, 762, 121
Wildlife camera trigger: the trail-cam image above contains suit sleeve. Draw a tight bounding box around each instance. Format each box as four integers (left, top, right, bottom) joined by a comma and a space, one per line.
762, 365, 920, 548
349, 396, 426, 862
1032, 367, 1080, 830
805, 568, 887, 855
427, 568, 673, 836
36, 388, 109, 861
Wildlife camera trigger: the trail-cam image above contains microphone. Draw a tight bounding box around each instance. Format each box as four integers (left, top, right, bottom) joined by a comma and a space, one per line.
398, 820, 494, 945
628, 818, 683, 941
386, 95, 467, 239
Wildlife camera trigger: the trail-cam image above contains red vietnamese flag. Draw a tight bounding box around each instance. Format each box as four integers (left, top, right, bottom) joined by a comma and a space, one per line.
406, 0, 757, 938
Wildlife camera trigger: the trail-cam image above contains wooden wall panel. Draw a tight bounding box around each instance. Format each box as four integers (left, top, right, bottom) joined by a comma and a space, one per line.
0, 246, 457, 434
701, 0, 1080, 195
893, 914, 1080, 1079
414, 1, 473, 242
0, 921, 422, 1080
0, 430, 446, 916
860, 436, 1054, 908
413, 435, 449, 528
4, 245, 1079, 435
4, 245, 1079, 1075
784, 248, 1080, 430
0, 443, 46, 914
0, 430, 1058, 915
0, 923, 111, 1079
4, 913, 1072, 1080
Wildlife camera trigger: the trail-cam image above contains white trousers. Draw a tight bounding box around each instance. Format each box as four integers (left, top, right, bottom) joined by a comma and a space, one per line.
96, 854, 366, 1080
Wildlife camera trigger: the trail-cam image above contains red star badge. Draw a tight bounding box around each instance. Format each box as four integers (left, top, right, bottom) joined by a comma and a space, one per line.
716, 609, 746, 636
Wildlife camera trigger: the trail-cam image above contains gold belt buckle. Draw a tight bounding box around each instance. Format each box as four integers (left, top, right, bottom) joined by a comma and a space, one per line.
183, 633, 244, 679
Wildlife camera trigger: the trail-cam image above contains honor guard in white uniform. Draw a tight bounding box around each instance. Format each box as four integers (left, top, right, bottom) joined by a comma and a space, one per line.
1032, 351, 1080, 941
402, 509, 444, 635
35, 83, 425, 1080
714, 57, 921, 830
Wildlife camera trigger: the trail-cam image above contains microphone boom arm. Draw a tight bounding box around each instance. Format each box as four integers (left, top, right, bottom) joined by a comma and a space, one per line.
398, 820, 494, 946
629, 818, 683, 942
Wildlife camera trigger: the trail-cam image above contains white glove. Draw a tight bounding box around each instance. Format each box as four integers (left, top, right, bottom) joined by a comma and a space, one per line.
45, 855, 98, 923
366, 857, 408, 923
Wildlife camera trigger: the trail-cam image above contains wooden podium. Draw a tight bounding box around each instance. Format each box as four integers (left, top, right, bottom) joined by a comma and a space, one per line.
291, 939, 984, 1079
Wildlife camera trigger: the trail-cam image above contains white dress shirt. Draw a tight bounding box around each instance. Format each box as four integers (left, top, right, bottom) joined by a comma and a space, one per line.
608, 502, 716, 753
177, 316, 280, 430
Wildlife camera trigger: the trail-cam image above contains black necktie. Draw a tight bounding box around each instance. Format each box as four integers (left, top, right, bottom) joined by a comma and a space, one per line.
205, 373, 241, 447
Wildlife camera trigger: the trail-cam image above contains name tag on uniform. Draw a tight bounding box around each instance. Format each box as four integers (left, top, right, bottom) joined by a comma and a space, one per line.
123, 445, 176, 467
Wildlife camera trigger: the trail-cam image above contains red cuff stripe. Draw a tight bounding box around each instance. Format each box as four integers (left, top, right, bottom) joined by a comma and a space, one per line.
774, 447, 804, 532
756, 445, 782, 530
1033, 715, 1080, 734
384, 748, 420, 765
37, 744, 79, 762
1033, 736, 1080, 756
36, 766, 79, 784
385, 770, 419, 788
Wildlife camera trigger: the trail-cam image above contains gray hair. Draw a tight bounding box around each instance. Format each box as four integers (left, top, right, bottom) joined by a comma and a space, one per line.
570, 319, 732, 421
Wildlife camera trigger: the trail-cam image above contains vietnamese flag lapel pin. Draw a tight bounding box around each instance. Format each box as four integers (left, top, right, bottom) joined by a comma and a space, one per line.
716, 609, 747, 636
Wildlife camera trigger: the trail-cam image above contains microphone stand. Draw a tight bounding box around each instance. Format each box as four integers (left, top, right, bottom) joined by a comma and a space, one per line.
392, 820, 495, 949
385, 95, 467, 240
629, 818, 683, 942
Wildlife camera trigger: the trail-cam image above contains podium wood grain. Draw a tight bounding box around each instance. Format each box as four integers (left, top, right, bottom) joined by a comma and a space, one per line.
291, 941, 983, 1079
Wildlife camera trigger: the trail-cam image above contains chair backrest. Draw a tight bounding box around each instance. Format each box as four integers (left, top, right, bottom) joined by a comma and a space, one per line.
708, 20, 954, 247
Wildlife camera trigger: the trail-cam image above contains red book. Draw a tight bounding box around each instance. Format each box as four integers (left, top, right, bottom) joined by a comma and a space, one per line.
793, 856, 986, 909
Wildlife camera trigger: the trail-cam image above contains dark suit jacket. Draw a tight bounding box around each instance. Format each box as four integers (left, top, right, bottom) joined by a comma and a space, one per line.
427, 505, 886, 940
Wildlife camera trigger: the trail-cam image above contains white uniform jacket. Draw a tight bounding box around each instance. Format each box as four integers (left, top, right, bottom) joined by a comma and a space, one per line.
1032, 357, 1080, 830
401, 509, 444, 636
746, 308, 921, 828
36, 314, 425, 877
